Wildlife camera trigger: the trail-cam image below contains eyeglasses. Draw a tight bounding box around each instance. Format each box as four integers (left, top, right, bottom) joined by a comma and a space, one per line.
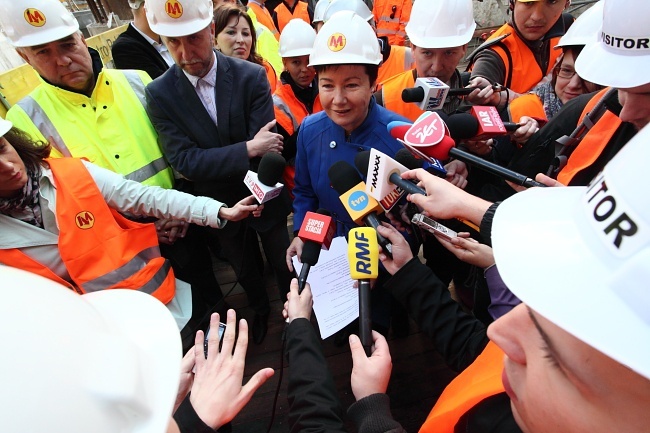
556, 66, 577, 79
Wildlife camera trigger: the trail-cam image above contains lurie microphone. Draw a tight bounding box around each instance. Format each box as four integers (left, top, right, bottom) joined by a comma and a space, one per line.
296, 209, 335, 293
327, 160, 393, 259
244, 152, 286, 203
348, 227, 379, 356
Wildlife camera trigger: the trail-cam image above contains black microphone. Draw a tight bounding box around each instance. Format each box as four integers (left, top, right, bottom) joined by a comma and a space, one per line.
327, 160, 393, 259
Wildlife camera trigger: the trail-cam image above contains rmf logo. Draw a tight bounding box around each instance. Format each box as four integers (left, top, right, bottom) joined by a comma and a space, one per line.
348, 191, 369, 212
24, 8, 46, 27
165, 0, 183, 19
328, 33, 346, 52
75, 211, 95, 230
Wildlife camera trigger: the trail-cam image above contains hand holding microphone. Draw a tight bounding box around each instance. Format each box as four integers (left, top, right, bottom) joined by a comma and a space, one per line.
348, 227, 379, 356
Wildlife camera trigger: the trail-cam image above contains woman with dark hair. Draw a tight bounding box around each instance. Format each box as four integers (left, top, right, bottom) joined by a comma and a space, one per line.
213, 4, 278, 92
0, 118, 261, 326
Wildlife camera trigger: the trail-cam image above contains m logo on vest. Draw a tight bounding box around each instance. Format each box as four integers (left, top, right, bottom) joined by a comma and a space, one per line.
24, 8, 46, 27
165, 0, 183, 19
328, 33, 346, 52
75, 211, 95, 230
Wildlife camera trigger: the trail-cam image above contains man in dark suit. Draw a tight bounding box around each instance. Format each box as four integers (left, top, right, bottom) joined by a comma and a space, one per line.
144, 0, 293, 344
111, 0, 174, 79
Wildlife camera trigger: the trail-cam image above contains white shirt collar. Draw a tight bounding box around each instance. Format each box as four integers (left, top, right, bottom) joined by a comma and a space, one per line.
182, 51, 218, 86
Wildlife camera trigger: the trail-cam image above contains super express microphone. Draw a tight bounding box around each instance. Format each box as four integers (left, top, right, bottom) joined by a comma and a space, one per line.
348, 227, 379, 356
296, 209, 335, 293
244, 152, 286, 203
327, 160, 393, 259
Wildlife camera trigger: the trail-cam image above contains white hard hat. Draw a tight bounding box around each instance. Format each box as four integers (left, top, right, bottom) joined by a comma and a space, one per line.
0, 267, 182, 433
492, 123, 650, 381
323, 0, 373, 23
555, 1, 603, 50
406, 0, 476, 49
575, 0, 650, 88
279, 19, 317, 57
313, 0, 331, 24
0, 118, 12, 137
309, 11, 382, 67
0, 0, 79, 48
145, 0, 213, 37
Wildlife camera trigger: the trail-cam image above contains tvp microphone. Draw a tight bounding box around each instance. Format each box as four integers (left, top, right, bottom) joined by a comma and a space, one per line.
327, 160, 393, 259
244, 152, 286, 203
348, 227, 379, 356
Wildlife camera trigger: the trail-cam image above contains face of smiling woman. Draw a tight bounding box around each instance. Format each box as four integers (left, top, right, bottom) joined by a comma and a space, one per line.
318, 64, 375, 135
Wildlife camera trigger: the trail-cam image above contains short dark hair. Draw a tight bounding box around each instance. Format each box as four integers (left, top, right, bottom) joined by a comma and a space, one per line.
313, 64, 379, 87
4, 127, 51, 170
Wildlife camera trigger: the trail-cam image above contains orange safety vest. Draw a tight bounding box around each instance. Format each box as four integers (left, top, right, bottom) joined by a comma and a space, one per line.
479, 23, 562, 94
0, 158, 176, 303
373, 0, 411, 46
272, 81, 323, 192
274, 0, 310, 33
248, 2, 280, 41
264, 59, 279, 94
508, 93, 548, 124
557, 88, 622, 186
378, 45, 414, 86
381, 69, 423, 122
420, 341, 506, 433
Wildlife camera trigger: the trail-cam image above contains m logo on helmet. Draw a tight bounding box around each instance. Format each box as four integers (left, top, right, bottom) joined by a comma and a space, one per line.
24, 8, 46, 27
165, 0, 183, 19
328, 33, 346, 52
75, 211, 95, 230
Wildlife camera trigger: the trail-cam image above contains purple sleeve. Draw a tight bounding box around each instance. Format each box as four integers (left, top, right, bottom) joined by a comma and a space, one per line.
486, 265, 521, 320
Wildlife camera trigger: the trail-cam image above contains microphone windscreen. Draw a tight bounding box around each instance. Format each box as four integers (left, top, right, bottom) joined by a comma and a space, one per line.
420, 135, 456, 160
258, 152, 286, 186
387, 121, 412, 141
301, 240, 322, 266
395, 148, 422, 170
354, 151, 371, 178
328, 160, 362, 195
401, 86, 425, 103
446, 113, 479, 140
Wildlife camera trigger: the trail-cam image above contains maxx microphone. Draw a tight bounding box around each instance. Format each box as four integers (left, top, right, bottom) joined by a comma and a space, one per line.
296, 209, 334, 293
244, 152, 286, 203
354, 150, 426, 197
328, 160, 393, 259
348, 227, 379, 356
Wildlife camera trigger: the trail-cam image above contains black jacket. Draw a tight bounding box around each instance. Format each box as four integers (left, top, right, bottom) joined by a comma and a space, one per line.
112, 23, 170, 79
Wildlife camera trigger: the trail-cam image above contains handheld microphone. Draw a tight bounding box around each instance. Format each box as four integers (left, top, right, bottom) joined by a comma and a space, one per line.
297, 209, 335, 250
394, 148, 447, 178
244, 153, 286, 203
348, 227, 379, 356
354, 150, 405, 211
355, 149, 425, 198
327, 160, 393, 259
449, 106, 519, 140
401, 78, 501, 111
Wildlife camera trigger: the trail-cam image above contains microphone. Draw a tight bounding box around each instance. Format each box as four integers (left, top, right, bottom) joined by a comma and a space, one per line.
401, 77, 501, 111
394, 148, 447, 177
354, 150, 404, 211
327, 160, 393, 259
296, 209, 334, 293
348, 227, 379, 356
244, 152, 286, 203
446, 107, 519, 141
355, 149, 425, 199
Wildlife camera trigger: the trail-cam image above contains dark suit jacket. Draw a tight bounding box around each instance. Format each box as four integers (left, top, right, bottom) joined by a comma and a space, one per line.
112, 23, 170, 79
145, 50, 290, 235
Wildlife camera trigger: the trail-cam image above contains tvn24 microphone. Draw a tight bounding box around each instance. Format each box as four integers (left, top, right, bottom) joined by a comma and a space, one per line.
348, 227, 379, 356
327, 160, 393, 259
296, 209, 335, 293
244, 152, 286, 203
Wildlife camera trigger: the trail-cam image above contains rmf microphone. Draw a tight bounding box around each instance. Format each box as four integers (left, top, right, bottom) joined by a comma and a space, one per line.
327, 160, 393, 259
348, 227, 379, 356
296, 208, 335, 293
244, 152, 286, 203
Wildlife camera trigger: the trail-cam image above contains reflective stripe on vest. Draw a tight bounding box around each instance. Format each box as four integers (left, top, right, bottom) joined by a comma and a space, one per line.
272, 82, 323, 135
557, 88, 622, 185
50, 157, 175, 303
419, 341, 506, 433
17, 96, 72, 157
125, 156, 169, 183
273, 94, 299, 133
122, 69, 148, 107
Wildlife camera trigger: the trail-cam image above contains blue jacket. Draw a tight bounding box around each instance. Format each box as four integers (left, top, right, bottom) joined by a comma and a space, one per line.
293, 98, 409, 235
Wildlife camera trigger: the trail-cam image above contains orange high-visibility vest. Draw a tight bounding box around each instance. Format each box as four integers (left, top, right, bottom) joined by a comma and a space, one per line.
0, 158, 176, 303
381, 69, 424, 122
373, 0, 411, 46
378, 44, 414, 86
477, 23, 562, 93
249, 2, 280, 41
419, 341, 506, 433
272, 81, 323, 192
557, 88, 622, 185
264, 59, 279, 94
508, 93, 548, 124
274, 1, 310, 33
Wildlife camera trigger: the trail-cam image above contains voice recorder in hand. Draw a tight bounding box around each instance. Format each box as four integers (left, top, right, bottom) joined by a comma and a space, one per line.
411, 213, 458, 242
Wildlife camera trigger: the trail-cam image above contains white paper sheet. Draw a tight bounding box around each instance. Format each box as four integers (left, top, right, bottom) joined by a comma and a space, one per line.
292, 236, 358, 339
